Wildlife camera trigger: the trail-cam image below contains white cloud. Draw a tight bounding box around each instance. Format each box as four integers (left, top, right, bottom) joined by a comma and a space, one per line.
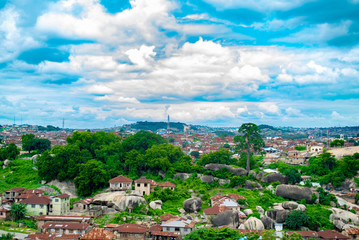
331, 111, 344, 120
125, 45, 156, 67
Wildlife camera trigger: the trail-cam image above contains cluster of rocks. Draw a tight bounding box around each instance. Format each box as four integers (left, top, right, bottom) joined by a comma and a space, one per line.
173, 172, 230, 185
330, 208, 359, 230
275, 184, 314, 203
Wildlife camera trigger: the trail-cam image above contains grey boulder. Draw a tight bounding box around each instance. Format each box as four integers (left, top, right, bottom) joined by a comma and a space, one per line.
183, 198, 202, 213
212, 210, 240, 228
261, 216, 275, 229
282, 201, 299, 210
262, 173, 288, 184
204, 164, 247, 176
275, 185, 313, 203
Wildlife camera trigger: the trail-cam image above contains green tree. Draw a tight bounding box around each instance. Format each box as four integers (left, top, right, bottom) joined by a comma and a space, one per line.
330, 139, 344, 148
29, 138, 51, 153
294, 146, 306, 151
235, 123, 265, 172
283, 168, 301, 184
5, 143, 20, 160
197, 149, 235, 166
37, 150, 59, 182
10, 202, 27, 221
183, 227, 244, 240
1, 233, 15, 240
22, 134, 35, 152
190, 151, 200, 159
74, 159, 108, 196
285, 210, 309, 229
122, 130, 166, 154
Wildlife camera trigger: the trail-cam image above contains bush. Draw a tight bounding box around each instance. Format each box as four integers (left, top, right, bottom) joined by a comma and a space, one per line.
285, 210, 309, 229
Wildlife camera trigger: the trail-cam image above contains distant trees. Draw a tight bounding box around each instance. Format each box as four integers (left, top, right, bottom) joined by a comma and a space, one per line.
235, 123, 264, 172
22, 134, 51, 153
0, 143, 20, 160
190, 151, 200, 159
294, 146, 306, 151
330, 139, 344, 148
197, 149, 235, 166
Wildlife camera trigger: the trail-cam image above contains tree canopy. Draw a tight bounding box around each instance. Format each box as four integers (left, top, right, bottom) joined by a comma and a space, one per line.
235, 123, 264, 172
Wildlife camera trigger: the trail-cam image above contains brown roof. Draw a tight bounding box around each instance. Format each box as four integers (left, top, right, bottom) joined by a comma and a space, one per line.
160, 214, 177, 222
203, 205, 231, 215
43, 222, 89, 230
74, 198, 93, 205
109, 175, 133, 183
345, 228, 359, 235
149, 224, 162, 233
15, 193, 37, 199
25, 234, 80, 240
23, 189, 45, 195
5, 187, 26, 192
81, 228, 115, 240
0, 206, 10, 212
156, 182, 176, 188
36, 215, 92, 223
211, 194, 246, 202
151, 231, 180, 237
135, 176, 156, 184
286, 231, 319, 238
113, 223, 147, 233
56, 194, 70, 199
318, 230, 350, 239
21, 196, 51, 205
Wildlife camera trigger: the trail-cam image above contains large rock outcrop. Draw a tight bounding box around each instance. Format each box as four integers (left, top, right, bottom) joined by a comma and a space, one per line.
173, 173, 191, 181
212, 210, 240, 228
203, 164, 247, 176
239, 217, 265, 230
262, 173, 288, 184
261, 216, 275, 229
47, 179, 78, 198
93, 191, 145, 212
275, 185, 313, 203
330, 208, 359, 230
282, 201, 299, 210
183, 198, 202, 213
149, 200, 162, 210
266, 209, 290, 223
199, 175, 214, 184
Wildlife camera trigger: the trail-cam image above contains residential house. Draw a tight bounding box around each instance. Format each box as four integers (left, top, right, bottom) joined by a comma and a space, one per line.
42, 222, 90, 235
21, 195, 51, 216
210, 194, 246, 206
36, 215, 93, 229
3, 187, 25, 201
161, 218, 195, 238
134, 177, 157, 196
159, 214, 177, 223
24, 233, 81, 240
73, 198, 93, 212
156, 182, 176, 191
344, 228, 359, 240
81, 228, 115, 240
109, 175, 133, 191
15, 193, 37, 203
112, 223, 147, 240
149, 224, 180, 240
22, 189, 45, 196
0, 205, 11, 220
286, 231, 319, 240
51, 194, 70, 215
318, 230, 349, 240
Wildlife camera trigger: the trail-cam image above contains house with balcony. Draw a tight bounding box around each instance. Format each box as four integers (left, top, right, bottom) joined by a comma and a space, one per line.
109, 175, 133, 192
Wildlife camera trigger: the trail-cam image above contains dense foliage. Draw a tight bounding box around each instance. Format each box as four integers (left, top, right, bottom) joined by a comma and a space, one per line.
0, 143, 20, 161
285, 210, 309, 229
22, 134, 51, 153
10, 202, 27, 221
37, 130, 193, 196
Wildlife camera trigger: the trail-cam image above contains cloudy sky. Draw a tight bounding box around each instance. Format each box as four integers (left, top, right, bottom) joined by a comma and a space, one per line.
1, 0, 359, 129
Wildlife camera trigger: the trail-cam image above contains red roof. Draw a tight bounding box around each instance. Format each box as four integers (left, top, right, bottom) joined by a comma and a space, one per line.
109, 175, 133, 183
36, 215, 92, 223
151, 231, 180, 237
149, 224, 162, 233
318, 230, 350, 239
25, 234, 81, 240
21, 196, 51, 205
135, 176, 156, 184
160, 214, 177, 221
211, 194, 246, 202
345, 228, 359, 235
203, 205, 231, 215
286, 231, 319, 238
5, 187, 25, 192
74, 198, 93, 205
56, 194, 70, 199
81, 228, 115, 240
113, 223, 147, 233
15, 193, 37, 199
23, 189, 45, 195
156, 182, 176, 188
43, 222, 89, 230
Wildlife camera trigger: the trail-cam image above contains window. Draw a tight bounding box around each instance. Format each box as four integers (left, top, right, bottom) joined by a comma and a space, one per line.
31, 204, 35, 208
137, 184, 140, 187
55, 199, 59, 202
144, 183, 147, 187
175, 227, 180, 232
40, 205, 43, 208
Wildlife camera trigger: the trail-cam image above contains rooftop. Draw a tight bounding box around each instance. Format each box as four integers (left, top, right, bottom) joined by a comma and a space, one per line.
109, 175, 133, 183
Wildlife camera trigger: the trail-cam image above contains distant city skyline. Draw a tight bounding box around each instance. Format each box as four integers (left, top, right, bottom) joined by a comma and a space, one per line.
1, 0, 359, 129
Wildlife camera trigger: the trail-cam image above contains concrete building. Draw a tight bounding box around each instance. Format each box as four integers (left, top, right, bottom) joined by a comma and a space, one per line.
51, 194, 70, 215
73, 198, 93, 212
135, 177, 156, 196
161, 218, 195, 238
109, 175, 133, 191
21, 196, 51, 216
3, 187, 25, 201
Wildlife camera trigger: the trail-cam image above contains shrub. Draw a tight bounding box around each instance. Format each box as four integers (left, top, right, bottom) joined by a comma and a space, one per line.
285, 210, 309, 229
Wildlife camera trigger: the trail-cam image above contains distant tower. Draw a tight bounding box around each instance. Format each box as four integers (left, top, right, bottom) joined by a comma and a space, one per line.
167, 115, 170, 132
327, 130, 330, 147
62, 118, 65, 129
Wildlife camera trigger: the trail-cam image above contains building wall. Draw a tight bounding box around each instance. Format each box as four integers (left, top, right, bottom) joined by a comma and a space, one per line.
110, 182, 132, 191
0, 211, 11, 220
135, 183, 151, 196
115, 232, 146, 240
162, 226, 192, 237
51, 197, 70, 215
25, 204, 49, 216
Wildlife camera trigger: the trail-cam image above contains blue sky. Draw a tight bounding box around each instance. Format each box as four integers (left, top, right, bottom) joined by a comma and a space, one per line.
1, 0, 359, 129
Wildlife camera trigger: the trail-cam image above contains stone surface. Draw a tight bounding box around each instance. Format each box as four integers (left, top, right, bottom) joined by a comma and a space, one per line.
183, 198, 202, 213
266, 209, 290, 223
3, 159, 11, 168
149, 200, 162, 210
173, 173, 191, 181
217, 178, 230, 185
31, 154, 39, 164
241, 217, 265, 230
261, 173, 288, 184
266, 185, 275, 194
275, 185, 313, 203
203, 164, 247, 176
297, 204, 306, 212
48, 179, 78, 198
249, 170, 257, 178
243, 209, 253, 216
330, 208, 359, 230
199, 175, 214, 184
282, 201, 299, 210
93, 191, 145, 212
261, 216, 275, 229
256, 206, 265, 215
212, 210, 240, 228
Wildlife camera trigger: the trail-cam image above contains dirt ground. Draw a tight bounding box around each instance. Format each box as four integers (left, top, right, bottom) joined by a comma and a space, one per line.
328, 146, 359, 159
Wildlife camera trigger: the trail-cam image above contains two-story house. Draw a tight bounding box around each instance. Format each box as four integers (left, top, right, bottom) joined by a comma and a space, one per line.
21, 196, 51, 216
51, 194, 70, 215
109, 175, 133, 191
134, 177, 157, 196
3, 187, 25, 201
42, 222, 90, 235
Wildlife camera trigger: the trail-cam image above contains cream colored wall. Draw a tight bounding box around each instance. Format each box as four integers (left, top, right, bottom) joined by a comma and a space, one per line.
135, 183, 151, 195
51, 197, 70, 215
25, 204, 48, 216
